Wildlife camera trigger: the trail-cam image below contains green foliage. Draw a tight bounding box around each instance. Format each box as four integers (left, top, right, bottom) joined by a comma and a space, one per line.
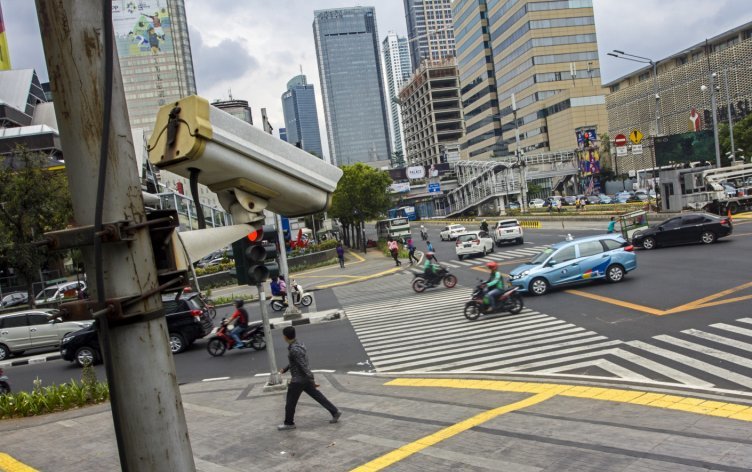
0, 374, 109, 419
0, 148, 74, 304
719, 113, 752, 164
526, 183, 543, 198
194, 261, 234, 276
212, 294, 256, 306
330, 163, 392, 224
599, 133, 611, 156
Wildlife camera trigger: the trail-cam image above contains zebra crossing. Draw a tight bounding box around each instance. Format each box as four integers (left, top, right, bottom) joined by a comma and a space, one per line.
438, 245, 547, 268
339, 273, 752, 392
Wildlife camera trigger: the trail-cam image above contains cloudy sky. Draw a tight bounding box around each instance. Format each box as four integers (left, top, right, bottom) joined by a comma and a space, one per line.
3, 0, 751, 160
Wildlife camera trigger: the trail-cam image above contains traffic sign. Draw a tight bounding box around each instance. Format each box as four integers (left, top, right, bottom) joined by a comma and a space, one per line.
616, 146, 628, 157
631, 144, 643, 155
614, 134, 627, 147
630, 129, 644, 144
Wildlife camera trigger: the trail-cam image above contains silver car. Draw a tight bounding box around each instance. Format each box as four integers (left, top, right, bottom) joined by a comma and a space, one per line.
0, 309, 91, 360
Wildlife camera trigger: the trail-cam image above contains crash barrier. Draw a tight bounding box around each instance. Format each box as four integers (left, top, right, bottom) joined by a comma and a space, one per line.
425, 219, 541, 229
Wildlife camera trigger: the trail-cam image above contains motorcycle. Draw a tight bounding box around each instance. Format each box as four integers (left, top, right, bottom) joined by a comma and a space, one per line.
270, 279, 313, 312
206, 317, 266, 357
420, 228, 428, 240
412, 266, 457, 292
0, 368, 10, 395
463, 281, 523, 321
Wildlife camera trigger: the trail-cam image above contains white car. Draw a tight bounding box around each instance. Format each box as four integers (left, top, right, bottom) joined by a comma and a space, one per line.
529, 199, 546, 208
493, 219, 524, 246
440, 224, 466, 241
0, 309, 92, 360
35, 281, 87, 304
455, 230, 494, 260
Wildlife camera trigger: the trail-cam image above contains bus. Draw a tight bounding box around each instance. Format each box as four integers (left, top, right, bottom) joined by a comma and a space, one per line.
388, 206, 417, 221
376, 218, 412, 242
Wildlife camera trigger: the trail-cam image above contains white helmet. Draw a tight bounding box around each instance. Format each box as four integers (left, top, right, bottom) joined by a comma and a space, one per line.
420, 225, 425, 228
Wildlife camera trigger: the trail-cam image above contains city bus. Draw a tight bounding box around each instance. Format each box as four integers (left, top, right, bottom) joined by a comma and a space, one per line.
388, 206, 417, 221
375, 218, 412, 242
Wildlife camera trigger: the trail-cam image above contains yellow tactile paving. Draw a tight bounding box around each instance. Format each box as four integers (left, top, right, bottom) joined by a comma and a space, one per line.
0, 453, 38, 472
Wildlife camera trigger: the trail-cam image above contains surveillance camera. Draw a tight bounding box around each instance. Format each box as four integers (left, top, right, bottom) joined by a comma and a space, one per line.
147, 96, 342, 219
700, 85, 708, 92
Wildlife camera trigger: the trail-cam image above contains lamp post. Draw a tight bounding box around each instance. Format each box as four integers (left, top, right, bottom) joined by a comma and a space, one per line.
700, 73, 722, 168
510, 93, 528, 213
722, 69, 736, 164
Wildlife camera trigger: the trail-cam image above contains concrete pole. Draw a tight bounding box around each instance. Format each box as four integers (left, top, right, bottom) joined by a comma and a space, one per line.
257, 286, 284, 389
35, 2, 194, 471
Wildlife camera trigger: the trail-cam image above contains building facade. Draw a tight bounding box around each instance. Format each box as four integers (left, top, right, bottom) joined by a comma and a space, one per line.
211, 98, 253, 125
604, 21, 752, 173
279, 128, 287, 142
280, 74, 323, 158
382, 32, 412, 157
113, 0, 197, 131
404, 0, 456, 73
454, 0, 607, 161
400, 58, 464, 167
313, 7, 392, 167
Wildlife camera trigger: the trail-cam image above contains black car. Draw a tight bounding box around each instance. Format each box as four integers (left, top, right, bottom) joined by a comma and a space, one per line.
632, 213, 732, 250
60, 293, 214, 366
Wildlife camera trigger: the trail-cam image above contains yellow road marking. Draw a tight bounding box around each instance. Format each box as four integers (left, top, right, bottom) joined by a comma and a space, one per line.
347, 250, 366, 262
351, 389, 560, 471
565, 289, 666, 316
0, 453, 38, 472
689, 294, 752, 310
663, 281, 752, 314
316, 267, 403, 289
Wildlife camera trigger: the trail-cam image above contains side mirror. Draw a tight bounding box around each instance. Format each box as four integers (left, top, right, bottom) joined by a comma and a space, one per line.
658, 226, 664, 231
547, 260, 557, 267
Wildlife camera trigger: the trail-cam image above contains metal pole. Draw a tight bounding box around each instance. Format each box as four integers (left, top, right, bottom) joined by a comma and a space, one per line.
652, 61, 660, 136
511, 93, 527, 212
257, 286, 282, 386
723, 69, 736, 164
275, 213, 289, 278
35, 2, 194, 471
710, 73, 722, 168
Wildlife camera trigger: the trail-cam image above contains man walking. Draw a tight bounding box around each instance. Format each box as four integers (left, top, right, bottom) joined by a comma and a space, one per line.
407, 237, 419, 265
278, 326, 341, 430
336, 242, 345, 268
387, 238, 401, 266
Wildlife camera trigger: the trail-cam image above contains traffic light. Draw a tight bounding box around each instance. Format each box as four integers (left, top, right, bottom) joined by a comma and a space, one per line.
232, 226, 280, 285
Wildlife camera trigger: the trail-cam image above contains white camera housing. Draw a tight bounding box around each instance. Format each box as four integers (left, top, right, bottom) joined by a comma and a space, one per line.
147, 96, 342, 218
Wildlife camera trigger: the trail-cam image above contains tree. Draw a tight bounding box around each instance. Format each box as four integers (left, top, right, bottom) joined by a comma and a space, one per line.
719, 113, 752, 164
329, 163, 392, 249
0, 148, 74, 306
391, 150, 405, 168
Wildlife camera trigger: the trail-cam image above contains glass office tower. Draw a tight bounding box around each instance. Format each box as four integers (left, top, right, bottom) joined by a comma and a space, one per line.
281, 74, 324, 158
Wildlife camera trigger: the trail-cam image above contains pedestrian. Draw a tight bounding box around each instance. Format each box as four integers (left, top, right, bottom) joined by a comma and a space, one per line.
607, 216, 616, 234
277, 326, 341, 431
407, 237, 419, 265
575, 199, 581, 211
336, 242, 345, 269
547, 199, 553, 214
387, 237, 401, 266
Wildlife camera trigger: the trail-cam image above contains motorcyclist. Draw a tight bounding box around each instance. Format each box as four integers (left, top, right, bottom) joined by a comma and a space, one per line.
420, 225, 428, 240
480, 219, 489, 232
228, 299, 249, 349
423, 252, 440, 283
483, 261, 504, 311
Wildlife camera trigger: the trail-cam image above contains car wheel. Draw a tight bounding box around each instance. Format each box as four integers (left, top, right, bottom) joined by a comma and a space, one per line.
0, 344, 9, 361
495, 240, 501, 247
517, 238, 524, 245
606, 264, 625, 283
169, 332, 187, 354
458, 254, 464, 261
75, 346, 98, 367
529, 277, 549, 296
641, 236, 656, 250
490, 243, 495, 253
701, 231, 716, 244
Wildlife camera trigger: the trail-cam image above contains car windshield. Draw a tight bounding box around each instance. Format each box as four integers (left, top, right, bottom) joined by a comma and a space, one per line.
498, 221, 518, 228
457, 233, 478, 242
530, 247, 554, 264
450, 225, 464, 230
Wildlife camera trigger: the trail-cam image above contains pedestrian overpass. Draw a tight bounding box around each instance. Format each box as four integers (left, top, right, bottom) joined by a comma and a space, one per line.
444, 150, 579, 216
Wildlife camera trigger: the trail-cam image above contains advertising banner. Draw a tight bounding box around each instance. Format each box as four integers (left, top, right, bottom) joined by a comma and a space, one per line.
655, 130, 714, 166
406, 166, 425, 180
578, 148, 601, 176
389, 182, 411, 193
113, 0, 174, 58
388, 162, 451, 181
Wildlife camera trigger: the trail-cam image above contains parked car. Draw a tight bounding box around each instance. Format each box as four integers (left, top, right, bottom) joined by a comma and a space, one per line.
439, 224, 467, 241
493, 219, 524, 246
546, 196, 564, 207
455, 230, 494, 260
35, 281, 87, 304
197, 257, 226, 268
563, 196, 578, 206
60, 293, 214, 366
507, 201, 521, 210
509, 234, 637, 296
586, 195, 601, 205
1, 292, 28, 308
598, 194, 613, 204
529, 198, 546, 208
631, 213, 732, 250
0, 309, 91, 360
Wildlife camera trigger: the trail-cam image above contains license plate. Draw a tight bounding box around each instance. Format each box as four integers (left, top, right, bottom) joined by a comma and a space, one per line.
464, 243, 471, 247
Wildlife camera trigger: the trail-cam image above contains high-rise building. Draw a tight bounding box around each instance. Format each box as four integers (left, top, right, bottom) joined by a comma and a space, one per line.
313, 7, 392, 167
211, 98, 253, 125
454, 0, 607, 159
0, 3, 11, 71
281, 74, 323, 158
112, 0, 197, 131
279, 128, 288, 142
404, 0, 455, 73
382, 32, 412, 158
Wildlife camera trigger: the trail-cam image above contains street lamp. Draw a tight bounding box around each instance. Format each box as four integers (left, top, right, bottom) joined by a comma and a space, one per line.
510, 93, 528, 213
700, 72, 722, 168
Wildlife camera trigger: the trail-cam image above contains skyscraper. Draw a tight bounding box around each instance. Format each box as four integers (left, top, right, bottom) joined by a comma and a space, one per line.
112, 0, 197, 131
0, 2, 11, 71
211, 98, 253, 124
313, 7, 392, 167
404, 0, 455, 73
281, 74, 323, 158
382, 31, 411, 158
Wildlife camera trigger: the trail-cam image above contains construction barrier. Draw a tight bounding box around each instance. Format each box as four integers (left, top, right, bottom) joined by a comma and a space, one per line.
425, 219, 542, 229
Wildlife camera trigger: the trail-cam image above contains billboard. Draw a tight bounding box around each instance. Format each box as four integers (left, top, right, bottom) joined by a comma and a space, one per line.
113, 1, 174, 58
655, 131, 714, 166
0, 2, 10, 71
388, 162, 451, 181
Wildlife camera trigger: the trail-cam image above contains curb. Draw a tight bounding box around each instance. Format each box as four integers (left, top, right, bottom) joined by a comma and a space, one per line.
0, 353, 61, 368
269, 309, 347, 329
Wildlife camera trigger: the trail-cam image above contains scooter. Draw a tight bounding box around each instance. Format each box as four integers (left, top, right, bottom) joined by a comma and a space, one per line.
0, 368, 10, 395
270, 280, 313, 312
411, 266, 457, 292
464, 281, 524, 321
206, 317, 266, 357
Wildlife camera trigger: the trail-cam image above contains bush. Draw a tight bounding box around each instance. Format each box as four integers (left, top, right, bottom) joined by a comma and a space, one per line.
0, 368, 109, 419
194, 261, 234, 276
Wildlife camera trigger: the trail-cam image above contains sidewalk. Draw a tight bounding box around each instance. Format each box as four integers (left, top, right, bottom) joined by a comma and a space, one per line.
1, 373, 751, 471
